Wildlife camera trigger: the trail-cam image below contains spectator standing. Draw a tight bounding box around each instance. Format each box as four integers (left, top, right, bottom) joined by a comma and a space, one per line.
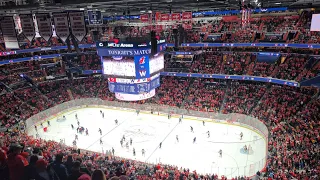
7, 143, 26, 180
91, 169, 106, 180
68, 161, 86, 180
0, 141, 9, 180
24, 155, 39, 180
35, 159, 59, 180
64, 155, 74, 175
50, 153, 68, 180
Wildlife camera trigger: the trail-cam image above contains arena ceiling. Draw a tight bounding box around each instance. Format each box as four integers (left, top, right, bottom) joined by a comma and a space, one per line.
0, 0, 316, 16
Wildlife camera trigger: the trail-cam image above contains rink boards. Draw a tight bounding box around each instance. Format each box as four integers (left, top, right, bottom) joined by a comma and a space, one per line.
27, 104, 268, 142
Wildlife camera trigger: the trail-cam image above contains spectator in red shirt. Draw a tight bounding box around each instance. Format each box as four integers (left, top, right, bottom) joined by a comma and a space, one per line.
7, 143, 25, 180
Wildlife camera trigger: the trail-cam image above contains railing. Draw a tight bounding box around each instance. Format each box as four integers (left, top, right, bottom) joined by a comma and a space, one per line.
25, 98, 269, 178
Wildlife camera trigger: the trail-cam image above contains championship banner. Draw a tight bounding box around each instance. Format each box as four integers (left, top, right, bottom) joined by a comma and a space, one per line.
140, 14, 149, 22
171, 13, 181, 21
161, 14, 170, 21
53, 12, 70, 42
68, 12, 86, 42
0, 16, 19, 49
36, 14, 52, 41
182, 12, 192, 20
19, 14, 35, 42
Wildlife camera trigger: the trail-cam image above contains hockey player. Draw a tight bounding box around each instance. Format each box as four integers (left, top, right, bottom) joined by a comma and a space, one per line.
71, 124, 74, 129
75, 134, 78, 140
193, 137, 196, 144
63, 115, 66, 120
207, 131, 210, 138
130, 138, 132, 146
142, 149, 145, 156
240, 132, 243, 140
176, 135, 179, 142
120, 139, 123, 147
85, 128, 89, 136
102, 112, 104, 118
100, 138, 103, 145
40, 122, 43, 127
159, 142, 162, 149
115, 119, 118, 125
136, 109, 140, 115
34, 125, 37, 131
100, 110, 102, 114
122, 135, 125, 141
112, 148, 115, 156
219, 149, 222, 157
98, 128, 102, 135
76, 127, 79, 133
126, 142, 129, 149
133, 148, 136, 156
190, 126, 194, 133
75, 113, 78, 120
47, 120, 50, 126
77, 120, 80, 126
73, 140, 77, 146
244, 145, 248, 152
179, 117, 182, 123
203, 121, 205, 126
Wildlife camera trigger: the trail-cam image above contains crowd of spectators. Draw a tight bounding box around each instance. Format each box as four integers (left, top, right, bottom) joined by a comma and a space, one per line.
164, 50, 320, 82
0, 9, 320, 180
0, 74, 319, 180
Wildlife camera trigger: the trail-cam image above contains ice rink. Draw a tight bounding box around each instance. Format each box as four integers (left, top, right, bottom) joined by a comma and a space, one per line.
27, 107, 267, 178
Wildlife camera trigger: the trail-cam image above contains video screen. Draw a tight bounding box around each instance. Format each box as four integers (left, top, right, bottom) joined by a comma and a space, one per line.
311, 14, 320, 31
102, 56, 136, 77
149, 53, 164, 74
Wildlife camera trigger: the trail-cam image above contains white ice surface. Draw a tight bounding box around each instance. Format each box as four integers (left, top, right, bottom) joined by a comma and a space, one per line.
28, 107, 267, 178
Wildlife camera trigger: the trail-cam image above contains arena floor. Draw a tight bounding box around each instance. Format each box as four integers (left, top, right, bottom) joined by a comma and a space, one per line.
27, 107, 267, 178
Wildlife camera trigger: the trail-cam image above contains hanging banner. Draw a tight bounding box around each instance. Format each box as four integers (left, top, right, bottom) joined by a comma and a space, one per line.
36, 14, 52, 41
171, 13, 181, 21
155, 12, 161, 22
19, 14, 35, 42
53, 12, 70, 42
182, 12, 192, 20
68, 11, 86, 42
0, 16, 19, 49
161, 14, 170, 21
140, 14, 149, 22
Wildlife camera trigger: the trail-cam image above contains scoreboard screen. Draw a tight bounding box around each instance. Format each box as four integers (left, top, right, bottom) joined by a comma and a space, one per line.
102, 57, 136, 77
149, 53, 165, 74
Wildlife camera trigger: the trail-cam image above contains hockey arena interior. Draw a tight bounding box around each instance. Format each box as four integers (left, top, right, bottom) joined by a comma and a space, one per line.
0, 0, 319, 180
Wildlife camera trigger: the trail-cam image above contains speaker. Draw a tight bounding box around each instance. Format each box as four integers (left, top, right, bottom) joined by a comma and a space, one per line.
92, 31, 99, 41
70, 34, 80, 54
66, 37, 72, 53
151, 31, 157, 56
173, 29, 178, 35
